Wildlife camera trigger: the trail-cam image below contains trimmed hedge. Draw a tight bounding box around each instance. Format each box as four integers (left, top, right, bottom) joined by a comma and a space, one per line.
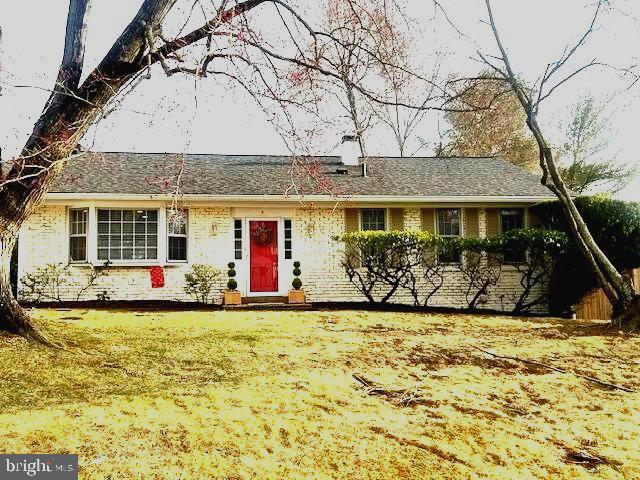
334, 228, 567, 311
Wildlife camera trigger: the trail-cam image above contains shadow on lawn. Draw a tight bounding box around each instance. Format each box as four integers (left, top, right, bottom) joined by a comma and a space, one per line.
0, 324, 261, 412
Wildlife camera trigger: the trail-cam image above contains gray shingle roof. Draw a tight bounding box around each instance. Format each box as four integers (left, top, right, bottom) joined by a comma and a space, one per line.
50, 152, 551, 197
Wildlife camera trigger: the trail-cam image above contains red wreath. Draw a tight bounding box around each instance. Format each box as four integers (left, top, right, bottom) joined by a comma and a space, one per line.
252, 223, 274, 246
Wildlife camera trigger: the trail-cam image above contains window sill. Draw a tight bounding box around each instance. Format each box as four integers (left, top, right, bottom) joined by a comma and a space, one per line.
69, 262, 184, 268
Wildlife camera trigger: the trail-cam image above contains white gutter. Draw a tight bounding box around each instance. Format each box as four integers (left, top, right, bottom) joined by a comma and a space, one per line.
43, 192, 556, 203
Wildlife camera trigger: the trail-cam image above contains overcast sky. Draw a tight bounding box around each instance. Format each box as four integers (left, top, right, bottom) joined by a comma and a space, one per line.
1, 0, 639, 200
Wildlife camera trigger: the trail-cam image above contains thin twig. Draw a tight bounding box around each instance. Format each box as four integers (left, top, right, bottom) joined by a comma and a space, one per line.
473, 347, 634, 393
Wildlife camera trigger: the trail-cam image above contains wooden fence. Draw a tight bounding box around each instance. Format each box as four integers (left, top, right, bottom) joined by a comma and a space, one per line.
575, 269, 640, 321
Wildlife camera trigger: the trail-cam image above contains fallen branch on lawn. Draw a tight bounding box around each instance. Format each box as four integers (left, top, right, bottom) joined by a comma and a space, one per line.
473, 347, 635, 393
352, 373, 425, 406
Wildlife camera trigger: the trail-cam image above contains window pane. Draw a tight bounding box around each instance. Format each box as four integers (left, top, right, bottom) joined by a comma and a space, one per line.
98, 248, 108, 260
110, 235, 121, 248
98, 222, 109, 234
361, 209, 385, 231
123, 223, 133, 234
147, 235, 157, 247
109, 248, 121, 260
98, 235, 109, 248
146, 210, 158, 222
70, 237, 86, 262
110, 210, 121, 222
123, 235, 134, 247
98, 209, 110, 222
122, 248, 133, 260
501, 209, 525, 262
501, 209, 524, 232
122, 210, 133, 222
168, 237, 187, 261
134, 248, 146, 260
168, 216, 186, 235
437, 209, 460, 237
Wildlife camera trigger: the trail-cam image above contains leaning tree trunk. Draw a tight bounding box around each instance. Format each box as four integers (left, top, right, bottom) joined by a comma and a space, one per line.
527, 117, 640, 329
0, 0, 177, 339
0, 0, 270, 339
0, 229, 48, 341
483, 0, 640, 329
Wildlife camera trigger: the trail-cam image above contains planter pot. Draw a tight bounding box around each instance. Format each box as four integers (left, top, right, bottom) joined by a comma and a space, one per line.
224, 289, 242, 306
288, 289, 306, 304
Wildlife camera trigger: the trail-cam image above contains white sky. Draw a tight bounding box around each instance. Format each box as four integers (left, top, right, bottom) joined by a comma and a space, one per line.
1, 0, 639, 200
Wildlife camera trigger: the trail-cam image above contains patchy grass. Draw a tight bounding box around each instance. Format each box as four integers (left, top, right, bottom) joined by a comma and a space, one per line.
0, 309, 639, 479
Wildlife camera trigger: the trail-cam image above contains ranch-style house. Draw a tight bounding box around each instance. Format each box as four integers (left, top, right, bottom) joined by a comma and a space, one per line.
16, 136, 556, 310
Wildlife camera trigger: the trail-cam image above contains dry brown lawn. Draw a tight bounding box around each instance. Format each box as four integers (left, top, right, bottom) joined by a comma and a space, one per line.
0, 308, 639, 479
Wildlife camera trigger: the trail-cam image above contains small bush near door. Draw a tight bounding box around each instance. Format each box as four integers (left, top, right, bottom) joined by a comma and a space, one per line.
184, 264, 220, 304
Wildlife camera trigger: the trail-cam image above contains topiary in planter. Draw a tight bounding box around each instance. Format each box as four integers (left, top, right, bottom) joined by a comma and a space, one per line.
291, 261, 302, 290
227, 262, 237, 290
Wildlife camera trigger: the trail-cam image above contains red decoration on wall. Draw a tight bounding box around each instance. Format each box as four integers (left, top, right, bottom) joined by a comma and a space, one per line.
149, 266, 165, 288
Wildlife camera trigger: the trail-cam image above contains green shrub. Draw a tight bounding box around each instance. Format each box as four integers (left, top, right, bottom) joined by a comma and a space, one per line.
292, 261, 302, 290
531, 196, 640, 314
228, 262, 235, 269
184, 264, 220, 304
227, 278, 238, 290
334, 229, 567, 311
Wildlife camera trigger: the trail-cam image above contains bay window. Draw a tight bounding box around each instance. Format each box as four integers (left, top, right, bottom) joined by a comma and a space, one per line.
97, 209, 158, 261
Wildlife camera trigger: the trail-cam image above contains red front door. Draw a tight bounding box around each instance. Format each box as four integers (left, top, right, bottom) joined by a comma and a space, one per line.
249, 221, 279, 292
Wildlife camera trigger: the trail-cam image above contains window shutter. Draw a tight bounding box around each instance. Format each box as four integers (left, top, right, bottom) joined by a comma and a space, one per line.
421, 208, 435, 233
528, 209, 542, 227
390, 208, 404, 230
344, 208, 360, 267
464, 208, 479, 238
345, 208, 359, 232
486, 208, 500, 237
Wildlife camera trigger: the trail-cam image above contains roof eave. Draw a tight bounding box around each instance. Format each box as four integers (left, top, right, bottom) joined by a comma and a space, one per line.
43, 192, 557, 203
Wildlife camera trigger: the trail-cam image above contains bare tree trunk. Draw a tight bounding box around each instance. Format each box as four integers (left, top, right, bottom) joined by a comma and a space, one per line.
482, 0, 640, 329
343, 77, 366, 156
0, 229, 48, 342
0, 0, 272, 339
0, 0, 175, 339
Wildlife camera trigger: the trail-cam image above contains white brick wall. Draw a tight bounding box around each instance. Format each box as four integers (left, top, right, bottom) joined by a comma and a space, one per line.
18, 203, 547, 313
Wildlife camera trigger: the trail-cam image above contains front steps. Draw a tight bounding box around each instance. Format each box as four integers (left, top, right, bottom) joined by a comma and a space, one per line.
223, 302, 312, 311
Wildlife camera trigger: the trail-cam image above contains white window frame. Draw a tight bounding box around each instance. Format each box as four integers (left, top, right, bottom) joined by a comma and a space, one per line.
283, 218, 293, 260
233, 218, 243, 260
436, 207, 463, 264
359, 208, 388, 231
500, 208, 527, 264
68, 208, 89, 263
96, 208, 160, 263
167, 210, 188, 263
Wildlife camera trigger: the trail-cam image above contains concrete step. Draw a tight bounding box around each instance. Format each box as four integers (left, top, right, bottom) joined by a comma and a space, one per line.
223, 302, 312, 311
